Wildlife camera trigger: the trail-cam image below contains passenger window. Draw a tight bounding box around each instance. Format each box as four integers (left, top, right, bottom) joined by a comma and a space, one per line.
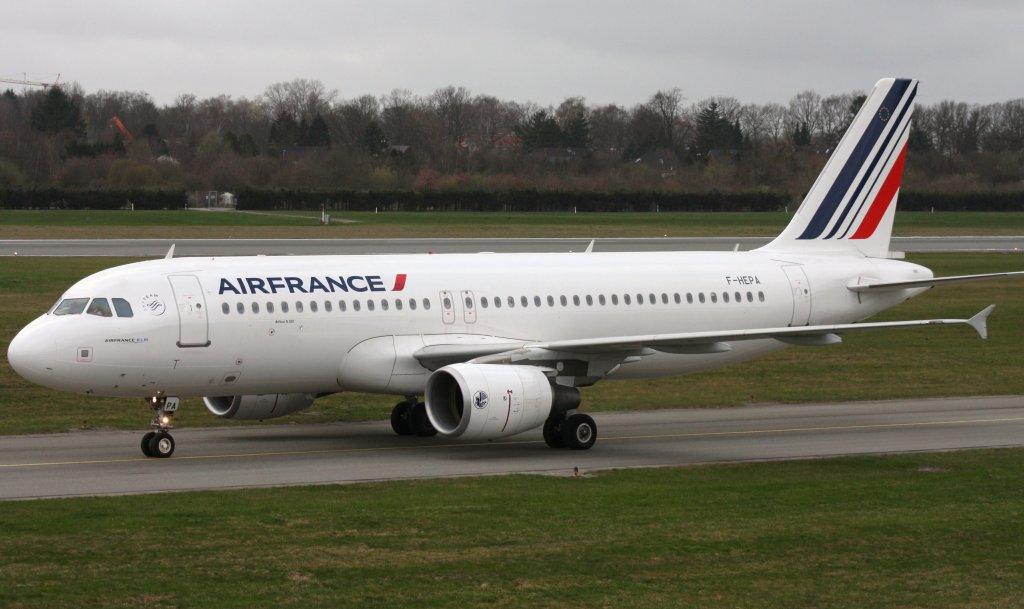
339, 300, 347, 312
674, 293, 681, 304
547, 295, 555, 307
711, 293, 718, 303
54, 298, 90, 316
353, 300, 361, 311
423, 298, 431, 310
521, 296, 528, 307
367, 300, 375, 311
395, 299, 402, 311
735, 291, 742, 303
481, 298, 489, 309
746, 292, 753, 302
698, 293, 705, 304
534, 296, 542, 307
409, 298, 417, 311
267, 302, 275, 313
758, 291, 765, 302
443, 296, 452, 309
465, 296, 473, 309
251, 302, 260, 314
624, 294, 632, 305
86, 298, 113, 317
112, 298, 134, 317
325, 300, 333, 312
507, 296, 515, 308
494, 297, 501, 309
586, 295, 593, 306
636, 294, 644, 305
686, 293, 693, 304
650, 293, 657, 304
572, 295, 580, 306
296, 301, 304, 313
281, 301, 289, 313
599, 294, 606, 305
611, 294, 618, 305
723, 292, 730, 303
559, 295, 567, 306
310, 300, 318, 313
381, 299, 389, 311
222, 302, 230, 315
237, 302, 245, 314
663, 293, 670, 304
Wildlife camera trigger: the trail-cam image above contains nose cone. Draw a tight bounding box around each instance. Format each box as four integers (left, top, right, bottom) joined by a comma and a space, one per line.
7, 319, 57, 387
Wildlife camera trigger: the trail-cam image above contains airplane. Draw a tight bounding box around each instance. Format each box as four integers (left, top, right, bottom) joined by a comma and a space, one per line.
7, 77, 1023, 459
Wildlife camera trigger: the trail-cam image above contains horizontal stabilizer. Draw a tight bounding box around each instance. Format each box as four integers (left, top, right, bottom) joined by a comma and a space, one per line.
848, 271, 1024, 292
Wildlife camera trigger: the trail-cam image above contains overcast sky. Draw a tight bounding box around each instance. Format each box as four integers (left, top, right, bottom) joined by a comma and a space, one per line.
2, 0, 1021, 108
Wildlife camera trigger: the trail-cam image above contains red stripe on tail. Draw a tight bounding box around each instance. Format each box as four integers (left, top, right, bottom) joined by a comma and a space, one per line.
851, 143, 907, 240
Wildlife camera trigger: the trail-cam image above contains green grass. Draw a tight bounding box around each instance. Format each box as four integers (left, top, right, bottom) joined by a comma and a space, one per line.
2, 209, 1024, 238
1, 449, 1022, 608
1, 253, 1022, 435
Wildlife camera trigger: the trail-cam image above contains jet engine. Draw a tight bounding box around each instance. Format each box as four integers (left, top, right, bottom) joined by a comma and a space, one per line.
425, 363, 577, 440
203, 393, 316, 420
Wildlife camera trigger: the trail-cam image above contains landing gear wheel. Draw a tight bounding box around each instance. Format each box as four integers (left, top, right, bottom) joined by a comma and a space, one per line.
543, 416, 566, 449
142, 396, 179, 458
561, 413, 597, 450
141, 431, 157, 457
410, 403, 437, 437
148, 432, 175, 458
390, 401, 414, 436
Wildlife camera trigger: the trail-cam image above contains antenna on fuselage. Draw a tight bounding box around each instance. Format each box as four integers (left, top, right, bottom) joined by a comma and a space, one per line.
165, 244, 176, 259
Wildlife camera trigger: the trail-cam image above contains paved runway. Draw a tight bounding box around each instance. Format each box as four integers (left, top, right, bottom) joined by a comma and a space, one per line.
1, 396, 1021, 500
2, 236, 1023, 256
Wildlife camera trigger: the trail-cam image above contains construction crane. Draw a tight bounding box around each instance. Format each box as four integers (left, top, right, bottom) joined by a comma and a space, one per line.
109, 115, 133, 142
0, 73, 61, 89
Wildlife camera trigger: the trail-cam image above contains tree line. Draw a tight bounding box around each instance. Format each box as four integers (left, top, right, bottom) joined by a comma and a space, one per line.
0, 79, 1021, 199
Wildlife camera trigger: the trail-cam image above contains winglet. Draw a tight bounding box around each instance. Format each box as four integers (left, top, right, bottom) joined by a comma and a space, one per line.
165, 244, 176, 259
968, 304, 996, 339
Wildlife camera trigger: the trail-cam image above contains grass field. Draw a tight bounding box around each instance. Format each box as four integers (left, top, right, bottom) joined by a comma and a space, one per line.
2, 209, 1024, 238
1, 448, 1021, 608
1, 252, 1022, 435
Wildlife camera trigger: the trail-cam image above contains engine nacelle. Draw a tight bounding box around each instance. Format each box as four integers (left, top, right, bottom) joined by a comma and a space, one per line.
425, 364, 560, 440
203, 393, 316, 420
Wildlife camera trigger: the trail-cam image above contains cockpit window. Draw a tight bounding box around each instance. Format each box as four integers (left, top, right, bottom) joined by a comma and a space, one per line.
53, 298, 89, 316
112, 298, 134, 317
86, 298, 113, 317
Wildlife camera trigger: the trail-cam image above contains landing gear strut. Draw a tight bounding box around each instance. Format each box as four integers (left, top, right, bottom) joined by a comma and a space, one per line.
141, 396, 179, 458
390, 396, 436, 437
543, 411, 597, 450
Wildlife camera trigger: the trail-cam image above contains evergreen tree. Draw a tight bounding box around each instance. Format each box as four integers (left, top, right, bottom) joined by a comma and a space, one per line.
306, 114, 332, 148
30, 87, 85, 137
792, 121, 812, 146
517, 111, 562, 149
360, 120, 388, 155
562, 112, 591, 148
694, 102, 741, 158
269, 111, 301, 147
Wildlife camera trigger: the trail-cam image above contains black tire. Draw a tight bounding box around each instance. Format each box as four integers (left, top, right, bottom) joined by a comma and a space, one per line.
149, 432, 175, 458
390, 401, 414, 436
141, 431, 156, 457
543, 416, 566, 449
410, 403, 437, 437
561, 414, 597, 450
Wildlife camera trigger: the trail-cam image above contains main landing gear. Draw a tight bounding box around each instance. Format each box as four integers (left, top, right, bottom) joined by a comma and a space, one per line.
543, 411, 597, 450
141, 396, 179, 458
390, 396, 437, 437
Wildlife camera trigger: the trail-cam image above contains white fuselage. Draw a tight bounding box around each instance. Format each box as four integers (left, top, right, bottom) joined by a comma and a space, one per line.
9, 249, 930, 400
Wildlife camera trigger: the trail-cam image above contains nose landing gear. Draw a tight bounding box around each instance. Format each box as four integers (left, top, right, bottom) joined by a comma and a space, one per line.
141, 396, 179, 458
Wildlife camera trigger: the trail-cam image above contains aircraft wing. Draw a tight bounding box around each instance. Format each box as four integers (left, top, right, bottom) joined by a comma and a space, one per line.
414, 305, 995, 380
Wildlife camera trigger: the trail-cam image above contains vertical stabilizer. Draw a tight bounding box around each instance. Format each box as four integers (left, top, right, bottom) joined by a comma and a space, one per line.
759, 78, 918, 258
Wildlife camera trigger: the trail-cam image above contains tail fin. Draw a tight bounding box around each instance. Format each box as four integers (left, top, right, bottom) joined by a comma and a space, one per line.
759, 78, 918, 257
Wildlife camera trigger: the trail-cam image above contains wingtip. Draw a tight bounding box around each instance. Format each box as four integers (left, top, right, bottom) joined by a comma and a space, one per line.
968, 304, 996, 339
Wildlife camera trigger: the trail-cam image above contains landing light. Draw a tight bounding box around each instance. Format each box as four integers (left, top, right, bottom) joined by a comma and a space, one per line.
161, 416, 171, 425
